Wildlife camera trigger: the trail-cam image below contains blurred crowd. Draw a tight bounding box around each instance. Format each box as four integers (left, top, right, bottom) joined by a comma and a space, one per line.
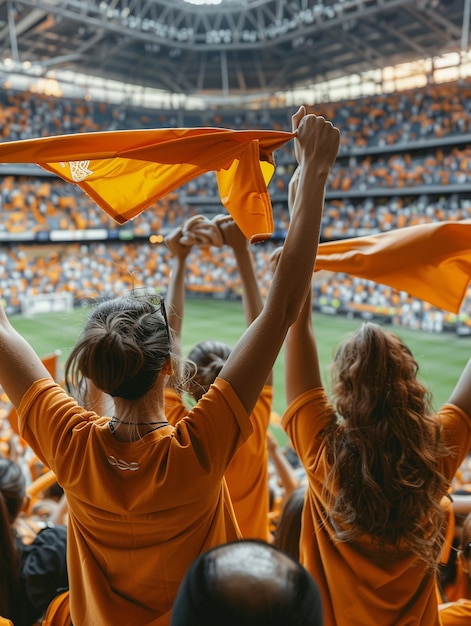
0, 80, 469, 332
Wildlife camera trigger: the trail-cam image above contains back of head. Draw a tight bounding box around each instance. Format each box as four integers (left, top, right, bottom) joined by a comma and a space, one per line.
272, 486, 306, 561
327, 322, 449, 569
186, 340, 232, 401
0, 457, 26, 524
0, 457, 25, 618
65, 294, 171, 401
171, 539, 323, 626
331, 321, 428, 422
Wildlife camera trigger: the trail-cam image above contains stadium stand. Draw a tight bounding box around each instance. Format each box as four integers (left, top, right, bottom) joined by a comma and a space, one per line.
0, 2, 470, 624
0, 83, 470, 333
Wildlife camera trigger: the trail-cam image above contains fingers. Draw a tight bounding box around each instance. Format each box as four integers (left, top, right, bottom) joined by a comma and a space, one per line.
164, 225, 184, 248
212, 214, 232, 228
292, 106, 307, 163
296, 113, 340, 170
212, 215, 247, 248
182, 215, 223, 247
180, 215, 207, 244
269, 246, 283, 274
165, 215, 232, 252
291, 105, 306, 133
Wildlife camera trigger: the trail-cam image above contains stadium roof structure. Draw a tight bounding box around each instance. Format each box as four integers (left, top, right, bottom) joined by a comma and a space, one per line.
0, 0, 468, 99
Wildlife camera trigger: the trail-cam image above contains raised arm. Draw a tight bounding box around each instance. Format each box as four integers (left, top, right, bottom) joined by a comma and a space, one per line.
164, 223, 195, 357
0, 307, 52, 408
218, 108, 340, 414
272, 164, 325, 404
165, 215, 223, 354
283, 284, 322, 405
447, 357, 471, 418
215, 215, 273, 386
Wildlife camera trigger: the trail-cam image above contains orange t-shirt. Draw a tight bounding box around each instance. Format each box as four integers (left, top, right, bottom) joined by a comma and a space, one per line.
19, 377, 252, 626
225, 385, 272, 541
439, 599, 471, 625
165, 385, 272, 541
282, 388, 471, 626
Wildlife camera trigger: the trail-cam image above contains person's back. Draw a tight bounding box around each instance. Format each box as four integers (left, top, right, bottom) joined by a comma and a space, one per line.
19, 296, 248, 624
281, 284, 471, 625
170, 539, 323, 626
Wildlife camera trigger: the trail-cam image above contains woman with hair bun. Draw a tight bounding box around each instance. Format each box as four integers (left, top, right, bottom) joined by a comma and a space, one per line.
0, 108, 340, 625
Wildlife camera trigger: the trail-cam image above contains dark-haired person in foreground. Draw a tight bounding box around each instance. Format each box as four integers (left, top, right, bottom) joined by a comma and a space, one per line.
171, 539, 323, 626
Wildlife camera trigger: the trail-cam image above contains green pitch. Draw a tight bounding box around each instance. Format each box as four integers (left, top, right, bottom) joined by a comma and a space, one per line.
9, 298, 471, 441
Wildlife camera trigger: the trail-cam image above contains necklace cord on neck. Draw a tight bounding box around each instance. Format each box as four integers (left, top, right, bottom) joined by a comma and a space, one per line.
109, 417, 169, 434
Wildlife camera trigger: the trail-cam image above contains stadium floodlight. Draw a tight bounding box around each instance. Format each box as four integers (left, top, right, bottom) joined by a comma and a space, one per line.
184, 0, 223, 4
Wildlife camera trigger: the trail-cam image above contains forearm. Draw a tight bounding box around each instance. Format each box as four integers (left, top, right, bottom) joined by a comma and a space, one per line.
234, 245, 263, 326
284, 284, 322, 404
269, 167, 328, 324
166, 257, 187, 344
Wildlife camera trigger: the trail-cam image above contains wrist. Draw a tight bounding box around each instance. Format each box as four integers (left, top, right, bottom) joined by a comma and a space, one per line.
301, 162, 330, 181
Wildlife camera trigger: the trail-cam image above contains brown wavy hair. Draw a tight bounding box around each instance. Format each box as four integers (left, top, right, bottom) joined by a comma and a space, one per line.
323, 322, 451, 570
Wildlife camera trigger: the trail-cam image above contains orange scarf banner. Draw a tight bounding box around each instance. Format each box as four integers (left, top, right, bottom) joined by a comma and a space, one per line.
0, 127, 295, 243
316, 221, 471, 313
0, 129, 468, 312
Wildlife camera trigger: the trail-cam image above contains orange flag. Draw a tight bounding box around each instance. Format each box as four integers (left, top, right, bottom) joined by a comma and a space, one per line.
0, 127, 295, 243
316, 221, 471, 313
6, 351, 61, 435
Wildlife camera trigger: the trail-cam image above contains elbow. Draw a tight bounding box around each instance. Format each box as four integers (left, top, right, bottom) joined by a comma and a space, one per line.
278, 299, 305, 332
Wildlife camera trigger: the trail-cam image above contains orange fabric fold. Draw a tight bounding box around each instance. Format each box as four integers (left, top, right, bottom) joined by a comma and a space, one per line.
7, 351, 60, 435
0, 127, 295, 243
316, 221, 471, 313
